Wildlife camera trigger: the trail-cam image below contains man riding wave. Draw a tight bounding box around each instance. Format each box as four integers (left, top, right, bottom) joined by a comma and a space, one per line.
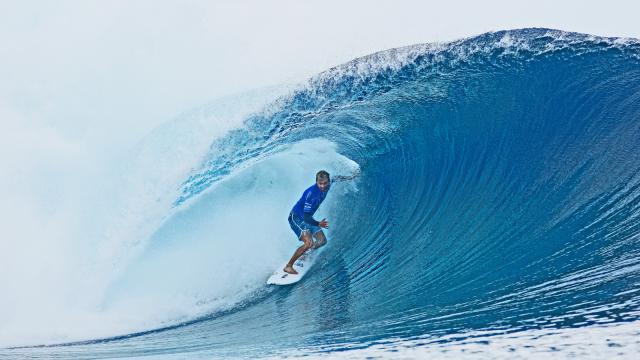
284, 169, 357, 274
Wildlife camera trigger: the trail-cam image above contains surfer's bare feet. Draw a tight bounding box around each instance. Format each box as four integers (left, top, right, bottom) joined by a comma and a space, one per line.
283, 265, 298, 275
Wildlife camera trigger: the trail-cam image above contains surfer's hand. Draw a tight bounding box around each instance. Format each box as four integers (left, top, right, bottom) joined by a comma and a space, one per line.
319, 218, 329, 228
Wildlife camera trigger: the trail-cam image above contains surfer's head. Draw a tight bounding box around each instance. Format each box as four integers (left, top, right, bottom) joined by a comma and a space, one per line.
316, 170, 330, 192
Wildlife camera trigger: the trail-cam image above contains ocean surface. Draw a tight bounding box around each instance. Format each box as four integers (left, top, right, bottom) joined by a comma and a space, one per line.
2, 28, 640, 359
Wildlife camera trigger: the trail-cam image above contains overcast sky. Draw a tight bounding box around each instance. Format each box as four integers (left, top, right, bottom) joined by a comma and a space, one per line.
1, 0, 639, 146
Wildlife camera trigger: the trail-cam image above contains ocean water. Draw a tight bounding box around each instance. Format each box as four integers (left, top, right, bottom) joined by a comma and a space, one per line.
2, 28, 640, 359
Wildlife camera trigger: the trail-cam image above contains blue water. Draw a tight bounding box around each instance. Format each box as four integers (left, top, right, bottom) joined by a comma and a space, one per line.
4, 28, 640, 358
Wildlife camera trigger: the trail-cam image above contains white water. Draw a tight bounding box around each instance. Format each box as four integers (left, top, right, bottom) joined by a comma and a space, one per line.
0, 87, 327, 347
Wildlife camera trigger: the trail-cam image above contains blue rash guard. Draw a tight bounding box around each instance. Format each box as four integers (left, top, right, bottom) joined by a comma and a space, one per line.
291, 183, 329, 226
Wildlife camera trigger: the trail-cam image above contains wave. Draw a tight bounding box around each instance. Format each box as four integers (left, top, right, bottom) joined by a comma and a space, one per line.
3, 28, 640, 358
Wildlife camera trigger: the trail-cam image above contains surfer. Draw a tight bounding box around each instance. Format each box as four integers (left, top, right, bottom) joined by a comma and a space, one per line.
284, 170, 358, 274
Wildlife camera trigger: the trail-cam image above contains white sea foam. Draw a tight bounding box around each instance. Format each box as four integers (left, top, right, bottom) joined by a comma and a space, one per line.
307, 29, 639, 93
0, 86, 311, 347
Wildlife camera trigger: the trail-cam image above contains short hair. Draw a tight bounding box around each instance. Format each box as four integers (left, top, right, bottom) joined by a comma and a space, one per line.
316, 170, 330, 182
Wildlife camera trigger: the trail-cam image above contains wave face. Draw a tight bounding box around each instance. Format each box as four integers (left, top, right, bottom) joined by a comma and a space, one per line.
5, 28, 640, 358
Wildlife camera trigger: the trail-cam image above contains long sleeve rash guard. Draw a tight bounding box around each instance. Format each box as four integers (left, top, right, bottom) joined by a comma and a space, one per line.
291, 183, 329, 225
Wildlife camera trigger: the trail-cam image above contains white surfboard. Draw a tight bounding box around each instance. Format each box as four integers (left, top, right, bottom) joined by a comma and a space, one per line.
267, 249, 318, 285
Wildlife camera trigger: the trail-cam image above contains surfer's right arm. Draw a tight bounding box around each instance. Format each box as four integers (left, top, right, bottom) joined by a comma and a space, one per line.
302, 195, 328, 228
303, 212, 320, 226
304, 213, 328, 228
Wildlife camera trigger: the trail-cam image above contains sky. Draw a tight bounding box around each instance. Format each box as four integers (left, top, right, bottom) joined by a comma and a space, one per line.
1, 0, 639, 147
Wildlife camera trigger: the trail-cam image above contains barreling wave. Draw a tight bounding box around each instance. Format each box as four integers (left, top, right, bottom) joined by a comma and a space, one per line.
4, 28, 640, 359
